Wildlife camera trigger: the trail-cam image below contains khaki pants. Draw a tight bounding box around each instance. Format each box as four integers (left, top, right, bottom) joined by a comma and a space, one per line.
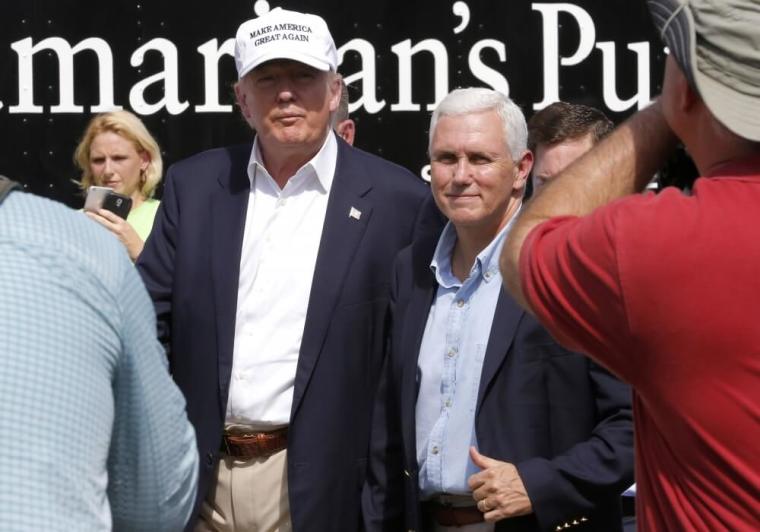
195, 448, 292, 532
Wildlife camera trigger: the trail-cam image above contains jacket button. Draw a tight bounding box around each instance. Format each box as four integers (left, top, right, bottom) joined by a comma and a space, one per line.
206, 451, 214, 466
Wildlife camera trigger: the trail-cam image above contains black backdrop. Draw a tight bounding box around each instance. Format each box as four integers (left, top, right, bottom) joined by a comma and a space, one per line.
0, 0, 663, 207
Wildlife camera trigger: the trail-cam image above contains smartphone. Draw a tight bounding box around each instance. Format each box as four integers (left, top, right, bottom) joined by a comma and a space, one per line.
84, 186, 133, 219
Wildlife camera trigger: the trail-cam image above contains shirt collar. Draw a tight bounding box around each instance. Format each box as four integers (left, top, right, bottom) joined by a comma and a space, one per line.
246, 130, 338, 193
430, 204, 522, 287
705, 153, 760, 180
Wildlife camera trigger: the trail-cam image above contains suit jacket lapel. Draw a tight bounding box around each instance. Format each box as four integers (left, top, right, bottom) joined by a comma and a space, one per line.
400, 222, 442, 471
291, 140, 374, 416
211, 146, 251, 414
400, 279, 437, 464
476, 290, 525, 411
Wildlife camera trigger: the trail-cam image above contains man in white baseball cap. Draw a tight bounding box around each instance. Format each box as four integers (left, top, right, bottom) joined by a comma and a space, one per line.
137, 6, 428, 532
500, 0, 760, 530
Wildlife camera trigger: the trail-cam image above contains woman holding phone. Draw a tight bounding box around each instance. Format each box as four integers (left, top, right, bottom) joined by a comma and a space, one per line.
75, 110, 163, 261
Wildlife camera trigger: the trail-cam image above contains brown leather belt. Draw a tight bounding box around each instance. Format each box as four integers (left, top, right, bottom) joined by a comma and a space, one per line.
422, 500, 484, 527
221, 427, 288, 459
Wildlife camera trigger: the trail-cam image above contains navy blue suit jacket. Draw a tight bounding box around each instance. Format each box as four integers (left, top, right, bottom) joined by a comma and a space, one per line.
137, 136, 428, 531
363, 208, 634, 532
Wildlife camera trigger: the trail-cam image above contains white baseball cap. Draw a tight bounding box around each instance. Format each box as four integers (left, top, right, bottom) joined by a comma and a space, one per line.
234, 7, 338, 79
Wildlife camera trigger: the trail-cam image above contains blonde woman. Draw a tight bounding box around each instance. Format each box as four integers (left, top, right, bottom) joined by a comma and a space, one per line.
75, 110, 163, 260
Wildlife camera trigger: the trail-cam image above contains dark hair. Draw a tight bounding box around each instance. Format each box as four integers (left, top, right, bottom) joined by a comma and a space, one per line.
527, 102, 614, 152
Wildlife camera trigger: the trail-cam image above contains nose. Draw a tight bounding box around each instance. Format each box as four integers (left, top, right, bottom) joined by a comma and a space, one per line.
451, 157, 472, 185
102, 158, 114, 176
275, 78, 296, 103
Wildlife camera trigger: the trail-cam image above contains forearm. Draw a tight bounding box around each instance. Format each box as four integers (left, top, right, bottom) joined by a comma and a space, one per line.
501, 100, 678, 309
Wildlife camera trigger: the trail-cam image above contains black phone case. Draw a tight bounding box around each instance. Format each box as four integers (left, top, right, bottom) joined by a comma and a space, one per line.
102, 193, 133, 219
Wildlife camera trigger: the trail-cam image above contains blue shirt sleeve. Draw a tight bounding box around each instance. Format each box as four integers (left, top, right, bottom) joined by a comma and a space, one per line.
108, 261, 198, 531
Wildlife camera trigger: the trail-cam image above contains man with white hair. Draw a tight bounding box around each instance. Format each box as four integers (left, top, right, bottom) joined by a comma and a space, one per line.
138, 7, 427, 531
364, 88, 634, 532
501, 1, 760, 529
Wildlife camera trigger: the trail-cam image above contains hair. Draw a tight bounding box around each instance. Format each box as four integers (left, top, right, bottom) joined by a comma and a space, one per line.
429, 87, 528, 160
332, 78, 350, 127
527, 101, 614, 152
74, 110, 163, 198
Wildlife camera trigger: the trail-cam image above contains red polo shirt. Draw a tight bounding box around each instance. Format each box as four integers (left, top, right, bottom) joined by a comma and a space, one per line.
520, 156, 760, 531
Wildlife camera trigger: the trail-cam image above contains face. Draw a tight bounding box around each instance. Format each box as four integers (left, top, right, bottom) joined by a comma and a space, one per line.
89, 131, 148, 200
235, 59, 341, 157
430, 110, 532, 235
532, 135, 594, 192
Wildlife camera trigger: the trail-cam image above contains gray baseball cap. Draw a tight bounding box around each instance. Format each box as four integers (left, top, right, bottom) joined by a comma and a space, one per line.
647, 0, 760, 141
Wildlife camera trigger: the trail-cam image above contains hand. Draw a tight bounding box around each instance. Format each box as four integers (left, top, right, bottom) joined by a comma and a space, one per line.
468, 446, 533, 522
86, 208, 144, 261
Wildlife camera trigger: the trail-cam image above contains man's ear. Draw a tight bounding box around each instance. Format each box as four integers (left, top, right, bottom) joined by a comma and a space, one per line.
328, 75, 342, 113
234, 81, 251, 119
676, 66, 700, 114
336, 119, 356, 146
513, 150, 534, 192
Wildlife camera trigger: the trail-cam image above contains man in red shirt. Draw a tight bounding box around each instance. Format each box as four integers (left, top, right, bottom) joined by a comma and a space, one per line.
500, 1, 760, 530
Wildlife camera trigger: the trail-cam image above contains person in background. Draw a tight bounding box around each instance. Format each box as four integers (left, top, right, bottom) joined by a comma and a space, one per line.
137, 7, 427, 531
363, 88, 634, 532
75, 110, 163, 261
527, 102, 613, 193
527, 101, 636, 531
332, 78, 356, 145
501, 0, 760, 529
0, 175, 198, 531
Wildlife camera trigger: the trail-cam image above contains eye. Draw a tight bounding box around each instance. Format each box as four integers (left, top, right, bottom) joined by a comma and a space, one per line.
433, 153, 457, 165
469, 154, 492, 165
255, 74, 275, 87
294, 70, 317, 83
91, 157, 105, 165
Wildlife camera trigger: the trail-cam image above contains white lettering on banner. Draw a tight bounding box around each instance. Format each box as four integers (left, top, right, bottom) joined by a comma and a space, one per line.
469, 39, 510, 97
9, 36, 119, 114
596, 41, 651, 112
338, 39, 386, 114
532, 2, 597, 111
3, 2, 656, 116
391, 39, 449, 112
196, 38, 234, 113
452, 1, 471, 34
129, 38, 189, 115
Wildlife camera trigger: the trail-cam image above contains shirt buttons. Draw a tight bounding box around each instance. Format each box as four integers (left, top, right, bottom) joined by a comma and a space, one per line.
456, 299, 465, 308
447, 347, 457, 358
445, 399, 452, 408
484, 271, 493, 280
276, 198, 287, 207
431, 446, 440, 455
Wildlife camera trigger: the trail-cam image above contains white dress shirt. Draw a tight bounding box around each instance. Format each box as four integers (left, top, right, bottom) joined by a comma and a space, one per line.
225, 132, 337, 429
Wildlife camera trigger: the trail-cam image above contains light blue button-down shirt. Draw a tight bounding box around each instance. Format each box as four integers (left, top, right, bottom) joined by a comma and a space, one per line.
0, 192, 198, 531
416, 215, 517, 497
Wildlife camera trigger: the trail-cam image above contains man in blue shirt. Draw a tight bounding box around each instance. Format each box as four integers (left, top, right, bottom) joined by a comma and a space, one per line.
0, 178, 198, 531
363, 89, 634, 532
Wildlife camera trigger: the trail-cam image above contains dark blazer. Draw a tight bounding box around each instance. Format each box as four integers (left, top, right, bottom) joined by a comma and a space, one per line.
137, 136, 428, 531
363, 209, 634, 532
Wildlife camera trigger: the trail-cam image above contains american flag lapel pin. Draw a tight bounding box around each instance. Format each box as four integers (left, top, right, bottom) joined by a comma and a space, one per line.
349, 206, 362, 220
